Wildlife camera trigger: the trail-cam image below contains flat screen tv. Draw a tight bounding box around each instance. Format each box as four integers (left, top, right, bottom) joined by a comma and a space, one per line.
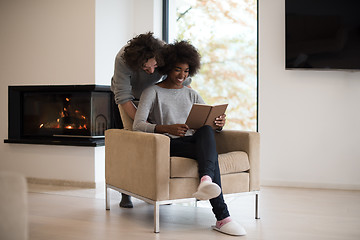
285, 0, 360, 70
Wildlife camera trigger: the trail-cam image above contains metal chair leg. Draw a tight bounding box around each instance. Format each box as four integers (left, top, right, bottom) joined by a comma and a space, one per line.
154, 202, 160, 233
106, 185, 110, 210
255, 193, 260, 219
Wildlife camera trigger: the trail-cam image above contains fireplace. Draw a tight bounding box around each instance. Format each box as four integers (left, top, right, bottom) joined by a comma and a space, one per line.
5, 85, 115, 146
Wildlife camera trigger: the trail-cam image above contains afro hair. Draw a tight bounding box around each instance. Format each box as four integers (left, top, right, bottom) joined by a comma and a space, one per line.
158, 40, 201, 77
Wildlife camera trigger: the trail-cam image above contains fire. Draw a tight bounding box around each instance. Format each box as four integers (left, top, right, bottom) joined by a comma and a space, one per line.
38, 97, 88, 130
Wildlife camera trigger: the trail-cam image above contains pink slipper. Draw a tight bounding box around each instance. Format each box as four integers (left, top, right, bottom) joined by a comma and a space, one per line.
193, 181, 221, 200
212, 221, 247, 236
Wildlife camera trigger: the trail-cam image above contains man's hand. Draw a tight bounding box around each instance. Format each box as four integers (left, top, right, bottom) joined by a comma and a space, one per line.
120, 101, 137, 120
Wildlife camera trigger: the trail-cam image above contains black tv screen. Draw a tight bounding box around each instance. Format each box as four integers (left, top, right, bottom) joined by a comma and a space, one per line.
285, 0, 360, 70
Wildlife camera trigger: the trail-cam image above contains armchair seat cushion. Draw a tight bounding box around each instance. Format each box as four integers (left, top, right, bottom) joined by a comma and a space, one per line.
170, 151, 250, 178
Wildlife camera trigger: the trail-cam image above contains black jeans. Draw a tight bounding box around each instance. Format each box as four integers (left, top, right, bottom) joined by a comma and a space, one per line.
170, 125, 230, 221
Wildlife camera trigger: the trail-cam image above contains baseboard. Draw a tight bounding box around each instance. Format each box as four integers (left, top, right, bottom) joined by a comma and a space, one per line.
27, 177, 96, 188
261, 180, 360, 191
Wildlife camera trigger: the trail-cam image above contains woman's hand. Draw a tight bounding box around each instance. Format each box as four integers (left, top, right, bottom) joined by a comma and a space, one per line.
155, 124, 189, 137
167, 124, 189, 136
215, 114, 226, 130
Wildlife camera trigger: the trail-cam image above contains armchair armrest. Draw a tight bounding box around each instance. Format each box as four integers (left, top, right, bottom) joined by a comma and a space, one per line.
215, 130, 260, 191
105, 129, 170, 201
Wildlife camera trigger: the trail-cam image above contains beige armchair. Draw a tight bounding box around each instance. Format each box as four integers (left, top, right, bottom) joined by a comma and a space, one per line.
105, 129, 260, 233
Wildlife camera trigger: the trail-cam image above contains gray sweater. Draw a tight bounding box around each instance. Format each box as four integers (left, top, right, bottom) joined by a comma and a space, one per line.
133, 85, 205, 137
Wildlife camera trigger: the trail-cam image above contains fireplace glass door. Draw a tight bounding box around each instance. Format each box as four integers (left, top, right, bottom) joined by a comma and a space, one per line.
22, 91, 110, 137
23, 92, 89, 137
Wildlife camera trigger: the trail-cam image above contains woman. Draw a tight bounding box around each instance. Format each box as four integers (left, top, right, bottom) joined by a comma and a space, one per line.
133, 41, 246, 236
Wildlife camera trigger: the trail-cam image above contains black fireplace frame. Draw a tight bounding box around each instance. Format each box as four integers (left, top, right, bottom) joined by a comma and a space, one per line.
4, 85, 115, 147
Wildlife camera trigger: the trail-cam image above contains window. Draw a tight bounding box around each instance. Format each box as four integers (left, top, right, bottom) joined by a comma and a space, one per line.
164, 0, 258, 131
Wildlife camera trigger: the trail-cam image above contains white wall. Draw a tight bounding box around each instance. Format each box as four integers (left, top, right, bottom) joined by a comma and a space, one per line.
0, 0, 96, 85
0, 0, 98, 184
95, 0, 134, 85
133, 0, 163, 38
259, 0, 360, 190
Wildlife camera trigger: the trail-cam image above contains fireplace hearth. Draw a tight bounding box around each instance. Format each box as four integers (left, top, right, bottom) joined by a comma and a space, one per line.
5, 85, 115, 146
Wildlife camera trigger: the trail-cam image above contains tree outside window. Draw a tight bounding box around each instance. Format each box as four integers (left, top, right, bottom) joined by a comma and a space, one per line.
169, 0, 257, 131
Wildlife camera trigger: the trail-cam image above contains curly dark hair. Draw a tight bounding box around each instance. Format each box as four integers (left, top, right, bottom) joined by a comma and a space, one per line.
123, 32, 164, 71
158, 40, 201, 77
